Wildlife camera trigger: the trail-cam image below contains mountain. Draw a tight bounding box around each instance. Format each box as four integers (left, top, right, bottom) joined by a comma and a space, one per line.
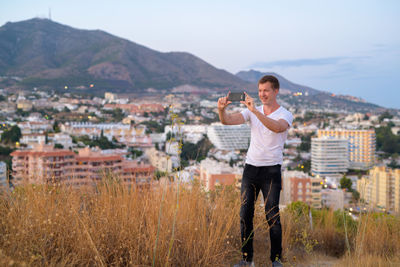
236, 70, 383, 112
0, 18, 250, 92
0, 18, 390, 112
236, 70, 320, 95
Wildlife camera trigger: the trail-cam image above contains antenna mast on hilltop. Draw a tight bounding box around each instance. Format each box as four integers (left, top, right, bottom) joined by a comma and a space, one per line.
48, 8, 52, 20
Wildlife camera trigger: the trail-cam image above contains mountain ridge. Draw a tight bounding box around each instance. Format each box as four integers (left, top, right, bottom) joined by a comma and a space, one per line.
0, 18, 250, 92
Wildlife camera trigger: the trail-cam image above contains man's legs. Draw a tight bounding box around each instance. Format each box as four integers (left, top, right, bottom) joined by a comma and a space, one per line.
260, 165, 282, 262
240, 164, 261, 262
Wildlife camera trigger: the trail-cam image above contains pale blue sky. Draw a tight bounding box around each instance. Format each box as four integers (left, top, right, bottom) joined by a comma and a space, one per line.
1, 0, 399, 109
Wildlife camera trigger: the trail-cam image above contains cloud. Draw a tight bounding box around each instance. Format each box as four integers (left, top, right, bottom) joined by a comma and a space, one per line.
249, 56, 351, 69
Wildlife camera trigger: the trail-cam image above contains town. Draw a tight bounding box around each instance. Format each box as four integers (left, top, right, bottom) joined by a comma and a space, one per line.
0, 87, 399, 217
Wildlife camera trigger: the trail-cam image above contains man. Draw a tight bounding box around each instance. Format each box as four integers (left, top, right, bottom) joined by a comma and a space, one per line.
217, 75, 293, 267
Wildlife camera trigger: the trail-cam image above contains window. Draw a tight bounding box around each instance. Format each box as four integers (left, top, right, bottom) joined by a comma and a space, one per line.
298, 189, 303, 194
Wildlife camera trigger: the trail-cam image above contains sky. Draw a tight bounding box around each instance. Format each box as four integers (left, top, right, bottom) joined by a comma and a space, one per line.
1, 0, 399, 109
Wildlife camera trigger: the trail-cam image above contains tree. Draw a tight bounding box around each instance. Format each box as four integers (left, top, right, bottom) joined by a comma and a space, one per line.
297, 132, 315, 152
340, 176, 352, 191
53, 121, 61, 133
112, 108, 124, 122
1, 125, 22, 144
54, 143, 64, 149
378, 111, 393, 122
375, 126, 400, 155
0, 145, 13, 156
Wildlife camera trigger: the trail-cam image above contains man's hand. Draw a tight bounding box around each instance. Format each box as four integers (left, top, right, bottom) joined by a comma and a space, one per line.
217, 91, 232, 111
241, 92, 256, 113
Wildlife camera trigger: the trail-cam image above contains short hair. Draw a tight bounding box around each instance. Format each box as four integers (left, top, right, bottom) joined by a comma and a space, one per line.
258, 75, 280, 90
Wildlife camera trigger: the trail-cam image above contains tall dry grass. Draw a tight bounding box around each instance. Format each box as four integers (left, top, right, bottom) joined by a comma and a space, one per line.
1, 181, 400, 266
0, 180, 243, 266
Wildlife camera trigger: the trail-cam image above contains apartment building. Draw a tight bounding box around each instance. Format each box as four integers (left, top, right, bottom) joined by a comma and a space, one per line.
73, 147, 124, 185
20, 133, 46, 146
317, 129, 376, 170
357, 166, 400, 213
282, 171, 323, 209
311, 137, 349, 177
104, 103, 165, 115
18, 121, 53, 134
207, 123, 250, 150
11, 144, 76, 184
121, 161, 155, 186
11, 145, 154, 187
321, 189, 353, 210
145, 147, 173, 173
61, 122, 152, 147
199, 158, 241, 191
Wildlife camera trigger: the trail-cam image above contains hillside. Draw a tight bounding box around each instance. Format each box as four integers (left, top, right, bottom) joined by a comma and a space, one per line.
0, 18, 389, 112
236, 70, 383, 112
0, 18, 250, 92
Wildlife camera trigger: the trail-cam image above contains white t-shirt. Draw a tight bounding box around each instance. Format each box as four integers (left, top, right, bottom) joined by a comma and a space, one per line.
241, 105, 293, 166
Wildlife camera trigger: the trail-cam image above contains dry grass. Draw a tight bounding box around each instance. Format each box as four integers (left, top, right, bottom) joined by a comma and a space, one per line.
1, 181, 400, 266
0, 180, 243, 266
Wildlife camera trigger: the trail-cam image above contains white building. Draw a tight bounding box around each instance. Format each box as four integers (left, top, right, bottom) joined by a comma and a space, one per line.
0, 162, 8, 189
105, 92, 117, 101
207, 123, 250, 150
50, 133, 73, 149
165, 141, 180, 156
311, 137, 349, 177
145, 147, 173, 173
18, 121, 52, 135
164, 125, 207, 144
61, 123, 149, 146
20, 133, 46, 146
321, 189, 352, 210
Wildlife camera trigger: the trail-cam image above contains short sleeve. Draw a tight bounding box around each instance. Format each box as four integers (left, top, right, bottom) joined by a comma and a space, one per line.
241, 108, 251, 122
281, 110, 293, 127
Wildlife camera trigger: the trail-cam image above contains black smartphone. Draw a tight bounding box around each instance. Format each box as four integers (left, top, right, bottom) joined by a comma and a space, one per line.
228, 92, 245, 102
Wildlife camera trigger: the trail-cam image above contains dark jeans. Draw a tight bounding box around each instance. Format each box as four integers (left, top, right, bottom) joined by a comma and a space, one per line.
240, 163, 282, 262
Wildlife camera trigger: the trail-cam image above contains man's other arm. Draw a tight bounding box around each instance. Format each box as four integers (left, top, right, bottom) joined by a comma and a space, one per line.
218, 109, 245, 125
217, 93, 245, 125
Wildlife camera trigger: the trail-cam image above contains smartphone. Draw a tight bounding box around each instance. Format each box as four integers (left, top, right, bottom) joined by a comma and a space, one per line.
228, 92, 245, 102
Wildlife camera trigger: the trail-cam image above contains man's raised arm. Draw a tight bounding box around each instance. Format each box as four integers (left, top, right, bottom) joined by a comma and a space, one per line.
217, 93, 245, 125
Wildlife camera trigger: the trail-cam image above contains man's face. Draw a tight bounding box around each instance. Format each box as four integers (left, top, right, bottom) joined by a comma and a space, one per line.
258, 82, 278, 105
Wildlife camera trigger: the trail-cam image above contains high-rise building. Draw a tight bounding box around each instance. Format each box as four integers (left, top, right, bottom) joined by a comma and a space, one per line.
317, 129, 376, 170
311, 137, 349, 177
207, 123, 250, 150
394, 169, 400, 214
357, 166, 400, 213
